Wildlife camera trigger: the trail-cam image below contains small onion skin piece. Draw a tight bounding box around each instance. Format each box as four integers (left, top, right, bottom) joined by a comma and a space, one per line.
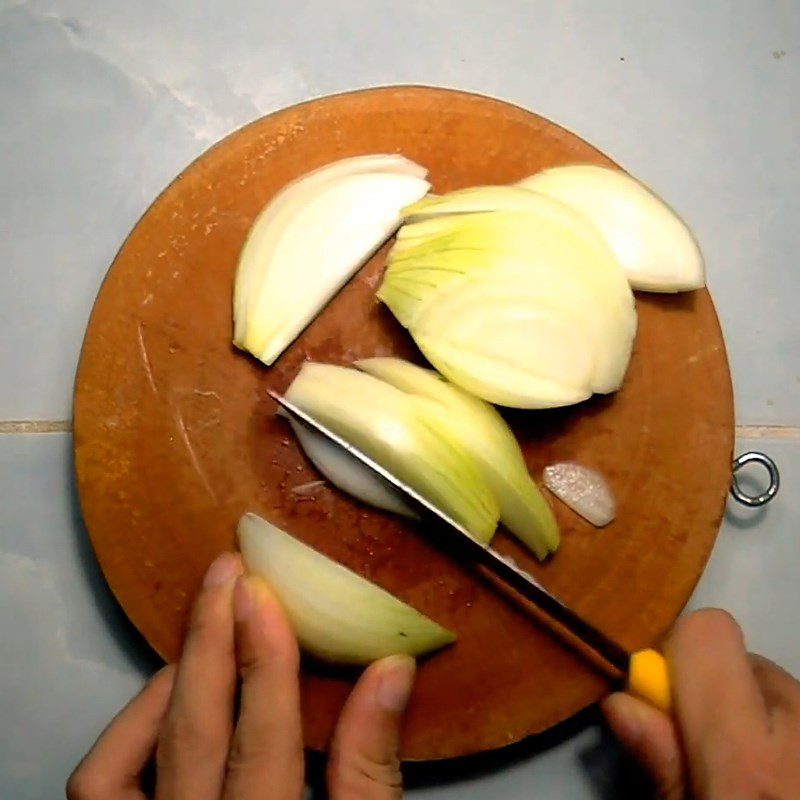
238, 512, 455, 664
542, 462, 616, 528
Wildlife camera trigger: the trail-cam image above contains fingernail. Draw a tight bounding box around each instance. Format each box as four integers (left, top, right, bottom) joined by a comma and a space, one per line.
375, 655, 416, 712
203, 552, 239, 588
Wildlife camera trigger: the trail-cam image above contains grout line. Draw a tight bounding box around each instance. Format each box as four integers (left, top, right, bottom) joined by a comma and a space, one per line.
0, 420, 72, 434
735, 425, 800, 440
0, 421, 798, 439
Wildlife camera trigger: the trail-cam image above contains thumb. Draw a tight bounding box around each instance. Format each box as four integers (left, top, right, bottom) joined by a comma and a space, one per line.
602, 692, 686, 800
327, 655, 416, 799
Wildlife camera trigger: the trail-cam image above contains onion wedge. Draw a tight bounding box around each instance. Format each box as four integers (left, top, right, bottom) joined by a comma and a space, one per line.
518, 165, 705, 292
378, 207, 636, 406
285, 362, 499, 543
238, 513, 455, 664
234, 155, 429, 364
357, 358, 559, 558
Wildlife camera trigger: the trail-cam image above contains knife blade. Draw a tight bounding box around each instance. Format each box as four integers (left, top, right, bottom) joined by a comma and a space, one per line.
269, 389, 671, 712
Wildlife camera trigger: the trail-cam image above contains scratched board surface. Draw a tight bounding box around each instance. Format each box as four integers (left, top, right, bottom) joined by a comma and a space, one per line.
73, 86, 734, 760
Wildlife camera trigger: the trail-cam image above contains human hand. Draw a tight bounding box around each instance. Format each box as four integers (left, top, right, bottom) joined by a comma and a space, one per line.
603, 608, 800, 799
67, 552, 416, 800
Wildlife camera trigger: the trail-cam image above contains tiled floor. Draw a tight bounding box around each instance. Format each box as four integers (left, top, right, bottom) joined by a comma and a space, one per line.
1, 2, 798, 798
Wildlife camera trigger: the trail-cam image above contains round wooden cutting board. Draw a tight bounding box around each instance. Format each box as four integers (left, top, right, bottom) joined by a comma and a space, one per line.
73, 86, 734, 761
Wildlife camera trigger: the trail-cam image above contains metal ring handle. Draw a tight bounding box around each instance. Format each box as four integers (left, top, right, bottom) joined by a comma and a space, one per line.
731, 451, 780, 507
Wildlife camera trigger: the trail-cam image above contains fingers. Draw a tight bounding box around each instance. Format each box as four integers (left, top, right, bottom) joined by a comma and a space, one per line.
665, 608, 770, 798
327, 655, 416, 800
666, 609, 769, 746
157, 552, 243, 800
602, 692, 684, 800
749, 653, 800, 718
222, 575, 304, 800
67, 666, 175, 800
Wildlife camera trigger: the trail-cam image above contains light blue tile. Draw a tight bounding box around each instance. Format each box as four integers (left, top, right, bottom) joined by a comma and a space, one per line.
1, 1, 798, 422
0, 433, 157, 800
0, 6, 212, 420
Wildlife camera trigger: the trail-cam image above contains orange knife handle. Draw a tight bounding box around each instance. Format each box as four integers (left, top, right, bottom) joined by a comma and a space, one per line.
628, 649, 672, 713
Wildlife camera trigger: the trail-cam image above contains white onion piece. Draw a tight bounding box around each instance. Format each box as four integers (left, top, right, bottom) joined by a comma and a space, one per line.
289, 420, 417, 517
238, 513, 455, 664
542, 462, 616, 527
234, 154, 427, 345
234, 156, 429, 365
518, 165, 705, 293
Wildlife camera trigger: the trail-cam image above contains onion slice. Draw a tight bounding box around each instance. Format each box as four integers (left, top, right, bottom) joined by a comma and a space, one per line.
234, 155, 429, 365
378, 207, 636, 407
518, 165, 705, 292
234, 154, 426, 345
542, 462, 616, 527
238, 513, 455, 664
357, 357, 559, 558
285, 362, 499, 543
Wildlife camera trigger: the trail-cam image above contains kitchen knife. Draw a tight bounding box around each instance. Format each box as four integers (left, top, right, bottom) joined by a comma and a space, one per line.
269, 389, 671, 713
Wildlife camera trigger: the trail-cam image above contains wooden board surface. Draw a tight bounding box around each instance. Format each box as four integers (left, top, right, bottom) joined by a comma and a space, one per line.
73, 86, 734, 761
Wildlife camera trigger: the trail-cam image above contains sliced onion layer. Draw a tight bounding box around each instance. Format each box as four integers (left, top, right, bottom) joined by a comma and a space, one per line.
285, 362, 499, 543
234, 155, 429, 365
356, 357, 559, 558
378, 205, 637, 408
518, 165, 705, 292
238, 513, 455, 664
